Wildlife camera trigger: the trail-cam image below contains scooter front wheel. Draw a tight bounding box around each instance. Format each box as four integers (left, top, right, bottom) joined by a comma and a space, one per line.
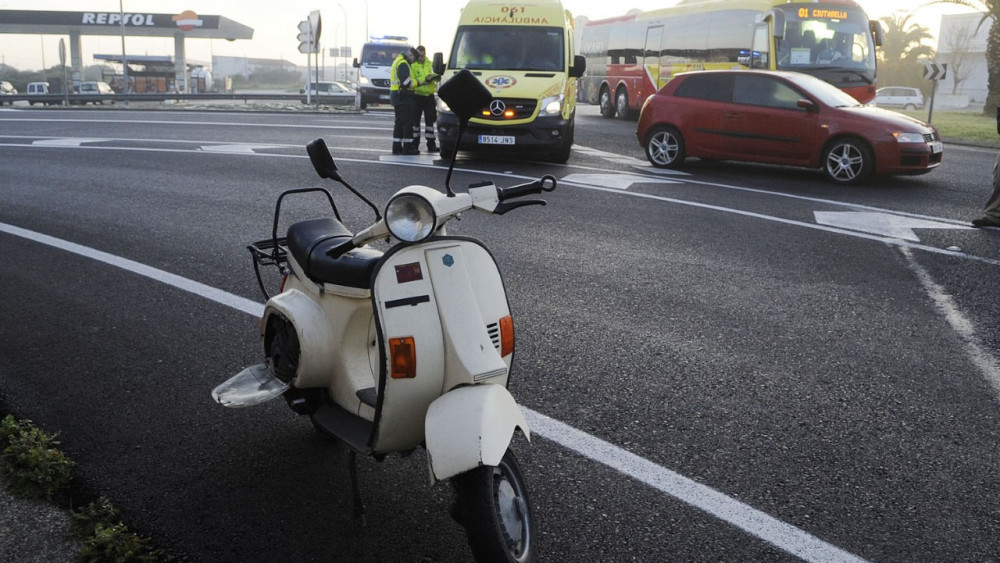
453, 449, 535, 563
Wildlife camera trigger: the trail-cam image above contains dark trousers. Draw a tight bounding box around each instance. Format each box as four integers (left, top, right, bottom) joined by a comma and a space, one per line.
412, 94, 438, 147
391, 91, 415, 149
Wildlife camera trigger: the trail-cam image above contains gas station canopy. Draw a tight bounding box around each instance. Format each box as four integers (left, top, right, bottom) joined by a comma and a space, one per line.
0, 10, 253, 92
0, 10, 253, 40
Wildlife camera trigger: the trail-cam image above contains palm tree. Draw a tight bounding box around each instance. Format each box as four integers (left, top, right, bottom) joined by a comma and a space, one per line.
878, 12, 936, 92
929, 0, 1000, 113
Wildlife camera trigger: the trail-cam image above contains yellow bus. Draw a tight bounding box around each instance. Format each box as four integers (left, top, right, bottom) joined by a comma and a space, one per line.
579, 0, 882, 119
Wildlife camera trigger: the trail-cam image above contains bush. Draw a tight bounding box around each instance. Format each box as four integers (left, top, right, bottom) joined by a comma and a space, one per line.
0, 414, 74, 500
76, 521, 162, 563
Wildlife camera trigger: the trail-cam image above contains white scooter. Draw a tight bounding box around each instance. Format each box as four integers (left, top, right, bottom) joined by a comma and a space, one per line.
212, 70, 555, 563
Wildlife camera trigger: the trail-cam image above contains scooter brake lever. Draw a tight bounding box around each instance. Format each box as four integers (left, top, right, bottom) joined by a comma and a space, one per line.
494, 199, 546, 215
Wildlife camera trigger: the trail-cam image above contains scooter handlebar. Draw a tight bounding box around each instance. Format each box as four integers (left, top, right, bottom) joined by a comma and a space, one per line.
492, 175, 557, 215
497, 175, 557, 201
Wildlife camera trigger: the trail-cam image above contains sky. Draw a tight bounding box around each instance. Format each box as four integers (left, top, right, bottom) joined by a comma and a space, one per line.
0, 0, 979, 72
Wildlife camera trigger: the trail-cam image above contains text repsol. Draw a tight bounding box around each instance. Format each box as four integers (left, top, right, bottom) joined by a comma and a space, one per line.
81, 13, 155, 26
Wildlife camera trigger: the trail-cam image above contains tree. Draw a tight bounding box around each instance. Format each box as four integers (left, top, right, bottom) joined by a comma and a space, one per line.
929, 0, 1000, 113
878, 12, 936, 93
939, 19, 976, 94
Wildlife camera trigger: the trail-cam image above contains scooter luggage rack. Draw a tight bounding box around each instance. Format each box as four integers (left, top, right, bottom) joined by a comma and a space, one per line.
248, 186, 342, 301
248, 237, 288, 300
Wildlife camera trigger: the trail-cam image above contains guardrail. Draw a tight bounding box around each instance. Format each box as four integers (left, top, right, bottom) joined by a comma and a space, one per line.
1, 92, 357, 107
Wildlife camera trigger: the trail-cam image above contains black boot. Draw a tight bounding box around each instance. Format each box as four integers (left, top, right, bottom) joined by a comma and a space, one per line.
392, 142, 402, 155
427, 140, 439, 153
403, 143, 420, 155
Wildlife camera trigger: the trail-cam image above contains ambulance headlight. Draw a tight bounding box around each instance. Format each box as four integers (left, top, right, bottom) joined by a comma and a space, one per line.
540, 94, 563, 116
386, 194, 436, 242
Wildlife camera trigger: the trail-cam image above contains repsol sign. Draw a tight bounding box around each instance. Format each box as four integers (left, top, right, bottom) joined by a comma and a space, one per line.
82, 13, 154, 26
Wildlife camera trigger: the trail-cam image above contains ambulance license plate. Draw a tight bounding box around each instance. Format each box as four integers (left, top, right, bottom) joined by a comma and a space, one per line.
478, 135, 515, 145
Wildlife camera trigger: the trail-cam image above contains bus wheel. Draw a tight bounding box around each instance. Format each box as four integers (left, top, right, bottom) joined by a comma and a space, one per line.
645, 126, 685, 168
615, 88, 632, 120
599, 87, 615, 118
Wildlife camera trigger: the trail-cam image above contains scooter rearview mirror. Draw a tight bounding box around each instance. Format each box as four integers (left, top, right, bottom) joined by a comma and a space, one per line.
306, 138, 340, 180
438, 70, 493, 197
437, 69, 492, 125
306, 138, 382, 221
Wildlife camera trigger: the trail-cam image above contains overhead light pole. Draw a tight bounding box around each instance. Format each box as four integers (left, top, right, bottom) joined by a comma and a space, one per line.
119, 0, 129, 96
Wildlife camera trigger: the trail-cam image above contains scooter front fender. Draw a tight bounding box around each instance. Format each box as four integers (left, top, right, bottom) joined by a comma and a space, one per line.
424, 385, 530, 482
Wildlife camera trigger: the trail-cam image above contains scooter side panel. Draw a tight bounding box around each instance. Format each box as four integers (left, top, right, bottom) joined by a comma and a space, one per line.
371, 246, 447, 453
424, 245, 510, 391
266, 282, 376, 419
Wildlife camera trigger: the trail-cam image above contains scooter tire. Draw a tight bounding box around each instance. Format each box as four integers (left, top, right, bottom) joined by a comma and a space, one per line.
452, 449, 535, 563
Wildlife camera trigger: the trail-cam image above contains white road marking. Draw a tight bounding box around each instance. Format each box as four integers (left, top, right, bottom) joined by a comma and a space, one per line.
815, 211, 974, 242
561, 172, 679, 190
200, 144, 284, 154
0, 117, 392, 131
33, 137, 112, 146
0, 219, 867, 562
899, 247, 1000, 395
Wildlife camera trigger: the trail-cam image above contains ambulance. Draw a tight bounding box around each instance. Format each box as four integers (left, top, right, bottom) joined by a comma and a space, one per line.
434, 0, 586, 162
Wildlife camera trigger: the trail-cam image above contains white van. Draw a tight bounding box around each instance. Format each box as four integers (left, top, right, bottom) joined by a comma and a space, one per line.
26, 82, 54, 106
352, 37, 413, 109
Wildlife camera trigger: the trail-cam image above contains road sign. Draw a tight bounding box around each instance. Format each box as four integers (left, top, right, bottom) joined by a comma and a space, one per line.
297, 14, 321, 54
923, 62, 948, 81
309, 10, 322, 45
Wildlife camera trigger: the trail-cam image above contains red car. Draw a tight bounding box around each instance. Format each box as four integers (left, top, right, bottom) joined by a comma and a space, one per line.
636, 70, 943, 184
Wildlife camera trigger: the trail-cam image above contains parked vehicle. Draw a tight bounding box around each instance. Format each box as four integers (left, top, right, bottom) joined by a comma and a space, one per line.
875, 86, 924, 110
299, 81, 355, 104
0, 81, 15, 104
25, 82, 57, 106
74, 81, 115, 104
637, 70, 942, 184
212, 70, 545, 562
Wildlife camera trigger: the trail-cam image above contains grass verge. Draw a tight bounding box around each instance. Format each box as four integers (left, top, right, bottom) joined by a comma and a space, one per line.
897, 109, 1000, 145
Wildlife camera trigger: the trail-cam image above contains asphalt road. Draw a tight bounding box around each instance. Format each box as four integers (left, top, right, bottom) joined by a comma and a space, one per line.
1, 104, 999, 562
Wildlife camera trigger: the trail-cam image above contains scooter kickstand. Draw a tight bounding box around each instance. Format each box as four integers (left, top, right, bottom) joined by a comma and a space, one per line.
349, 450, 366, 527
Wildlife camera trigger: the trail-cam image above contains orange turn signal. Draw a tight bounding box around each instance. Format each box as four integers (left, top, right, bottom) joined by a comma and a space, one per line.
499, 316, 514, 358
390, 337, 417, 379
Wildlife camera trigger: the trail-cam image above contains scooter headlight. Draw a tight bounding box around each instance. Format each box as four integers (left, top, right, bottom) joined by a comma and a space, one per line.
386, 194, 436, 242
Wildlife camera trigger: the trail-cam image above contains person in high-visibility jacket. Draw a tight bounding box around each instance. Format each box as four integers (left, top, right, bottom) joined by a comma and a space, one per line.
390, 48, 419, 155
410, 45, 440, 153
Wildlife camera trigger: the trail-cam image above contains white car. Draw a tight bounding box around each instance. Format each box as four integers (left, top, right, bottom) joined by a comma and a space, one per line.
875, 87, 924, 110
0, 81, 15, 105
75, 81, 115, 104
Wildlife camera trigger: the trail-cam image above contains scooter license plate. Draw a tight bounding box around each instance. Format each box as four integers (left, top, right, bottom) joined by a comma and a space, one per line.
478, 135, 515, 145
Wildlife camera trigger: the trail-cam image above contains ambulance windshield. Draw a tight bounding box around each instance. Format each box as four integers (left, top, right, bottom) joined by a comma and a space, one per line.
450, 26, 564, 71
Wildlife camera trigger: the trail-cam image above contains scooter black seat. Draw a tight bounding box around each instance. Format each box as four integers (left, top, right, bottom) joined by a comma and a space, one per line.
286, 218, 382, 289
